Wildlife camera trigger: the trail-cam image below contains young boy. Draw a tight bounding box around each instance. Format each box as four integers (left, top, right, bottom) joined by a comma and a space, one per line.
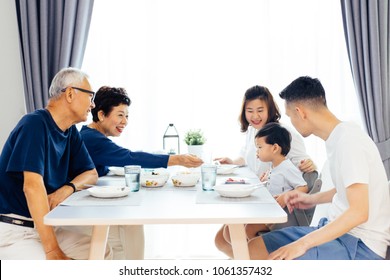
216, 122, 308, 258
245, 122, 308, 238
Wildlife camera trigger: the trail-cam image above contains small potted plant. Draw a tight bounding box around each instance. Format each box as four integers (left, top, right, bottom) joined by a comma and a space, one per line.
184, 129, 206, 157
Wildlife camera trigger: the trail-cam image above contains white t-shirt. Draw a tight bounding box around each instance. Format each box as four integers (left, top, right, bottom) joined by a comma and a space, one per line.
239, 124, 309, 176
326, 122, 390, 258
267, 159, 307, 196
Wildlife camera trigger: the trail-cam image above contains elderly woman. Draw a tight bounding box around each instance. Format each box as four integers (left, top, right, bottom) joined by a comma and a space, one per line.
80, 86, 203, 259
80, 86, 203, 176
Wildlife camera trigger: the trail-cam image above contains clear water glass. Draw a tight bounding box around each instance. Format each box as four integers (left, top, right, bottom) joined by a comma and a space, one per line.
201, 164, 217, 191
124, 165, 141, 192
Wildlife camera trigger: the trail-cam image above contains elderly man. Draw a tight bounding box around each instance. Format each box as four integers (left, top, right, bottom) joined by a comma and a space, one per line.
0, 68, 112, 260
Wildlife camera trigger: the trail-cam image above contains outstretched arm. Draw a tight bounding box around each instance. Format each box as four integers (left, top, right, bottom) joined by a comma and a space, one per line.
168, 154, 203, 168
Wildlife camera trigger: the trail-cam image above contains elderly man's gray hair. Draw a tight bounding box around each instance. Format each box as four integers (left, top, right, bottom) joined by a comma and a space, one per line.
49, 68, 89, 99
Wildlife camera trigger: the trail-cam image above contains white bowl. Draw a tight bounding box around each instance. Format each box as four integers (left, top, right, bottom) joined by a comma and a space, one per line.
176, 170, 201, 180
140, 174, 167, 187
142, 168, 169, 181
171, 173, 200, 187
213, 184, 257, 198
217, 164, 238, 175
140, 168, 169, 187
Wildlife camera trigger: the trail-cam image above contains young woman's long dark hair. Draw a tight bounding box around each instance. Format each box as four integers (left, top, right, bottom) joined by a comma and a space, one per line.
239, 85, 281, 132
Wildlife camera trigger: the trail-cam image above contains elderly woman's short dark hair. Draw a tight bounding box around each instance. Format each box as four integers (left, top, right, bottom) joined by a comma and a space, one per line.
91, 86, 131, 122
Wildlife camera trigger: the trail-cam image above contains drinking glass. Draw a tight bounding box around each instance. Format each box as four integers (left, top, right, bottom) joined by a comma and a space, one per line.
124, 165, 141, 192
201, 164, 217, 191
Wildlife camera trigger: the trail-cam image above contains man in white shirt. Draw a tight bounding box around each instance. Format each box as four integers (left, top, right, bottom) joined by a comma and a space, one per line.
248, 76, 390, 260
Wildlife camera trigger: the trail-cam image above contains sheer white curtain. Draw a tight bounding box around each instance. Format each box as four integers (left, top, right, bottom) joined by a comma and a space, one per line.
82, 0, 362, 259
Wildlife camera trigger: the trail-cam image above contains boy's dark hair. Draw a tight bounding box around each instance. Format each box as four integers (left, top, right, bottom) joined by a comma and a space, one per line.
239, 85, 281, 133
279, 76, 327, 107
255, 122, 291, 156
91, 86, 131, 122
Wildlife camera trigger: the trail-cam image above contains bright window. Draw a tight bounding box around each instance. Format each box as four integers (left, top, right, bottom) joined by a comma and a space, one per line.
82, 0, 362, 259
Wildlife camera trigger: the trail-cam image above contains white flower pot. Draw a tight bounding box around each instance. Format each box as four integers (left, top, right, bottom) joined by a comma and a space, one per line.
187, 145, 203, 158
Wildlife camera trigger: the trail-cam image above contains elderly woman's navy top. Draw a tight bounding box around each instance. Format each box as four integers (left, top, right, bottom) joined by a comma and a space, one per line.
80, 125, 169, 176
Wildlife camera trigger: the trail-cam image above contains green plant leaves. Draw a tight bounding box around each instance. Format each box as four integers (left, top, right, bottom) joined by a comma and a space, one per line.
184, 129, 206, 145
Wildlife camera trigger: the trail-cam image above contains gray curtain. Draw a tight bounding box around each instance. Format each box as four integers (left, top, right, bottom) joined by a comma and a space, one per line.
341, 0, 390, 178
15, 0, 94, 112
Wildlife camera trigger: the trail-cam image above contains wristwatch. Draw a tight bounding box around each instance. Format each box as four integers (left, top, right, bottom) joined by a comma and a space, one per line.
64, 182, 76, 193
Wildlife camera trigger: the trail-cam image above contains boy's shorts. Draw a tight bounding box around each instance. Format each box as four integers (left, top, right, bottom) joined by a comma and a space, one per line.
261, 218, 383, 260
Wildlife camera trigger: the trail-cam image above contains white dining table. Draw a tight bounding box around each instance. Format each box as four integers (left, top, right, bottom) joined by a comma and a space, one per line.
44, 166, 286, 260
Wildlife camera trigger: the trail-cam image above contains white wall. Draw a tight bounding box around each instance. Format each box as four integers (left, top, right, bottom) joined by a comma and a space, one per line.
0, 0, 26, 150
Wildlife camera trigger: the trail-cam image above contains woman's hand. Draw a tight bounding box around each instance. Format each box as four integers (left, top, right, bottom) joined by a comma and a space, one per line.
299, 159, 316, 173
213, 157, 233, 164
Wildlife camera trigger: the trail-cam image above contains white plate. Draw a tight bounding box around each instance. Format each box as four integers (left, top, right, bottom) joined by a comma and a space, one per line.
108, 166, 125, 176
214, 184, 257, 198
217, 164, 239, 175
87, 186, 130, 198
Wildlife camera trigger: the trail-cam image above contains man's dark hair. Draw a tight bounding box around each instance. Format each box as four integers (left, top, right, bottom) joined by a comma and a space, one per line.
279, 76, 327, 107
255, 122, 291, 156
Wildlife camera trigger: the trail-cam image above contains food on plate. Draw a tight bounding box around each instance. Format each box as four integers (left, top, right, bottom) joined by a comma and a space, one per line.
225, 177, 246, 184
